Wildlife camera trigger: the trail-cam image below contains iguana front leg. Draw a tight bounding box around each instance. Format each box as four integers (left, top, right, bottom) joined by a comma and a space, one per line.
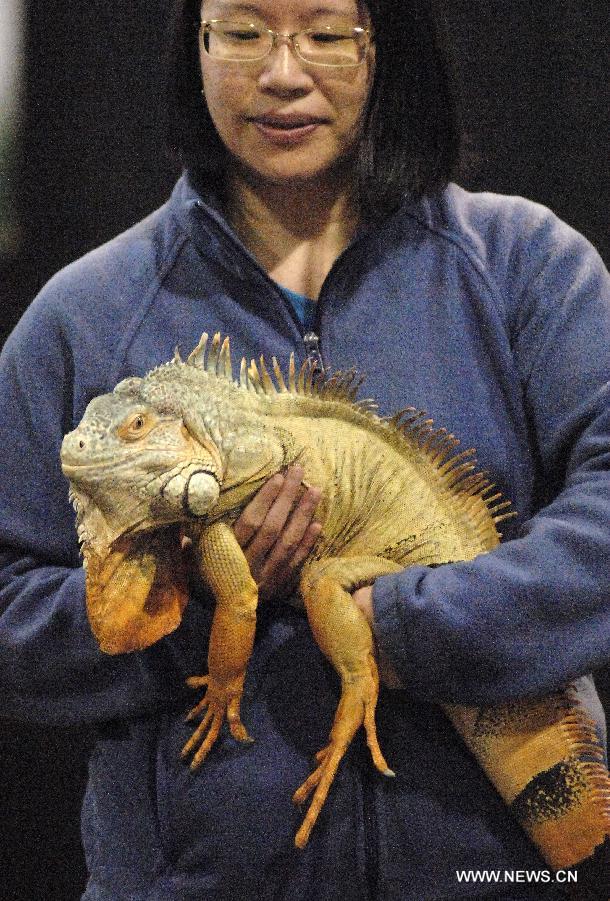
294, 556, 403, 848
181, 521, 258, 770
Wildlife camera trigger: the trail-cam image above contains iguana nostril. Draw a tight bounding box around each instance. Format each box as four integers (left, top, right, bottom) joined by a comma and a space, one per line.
79, 440, 85, 449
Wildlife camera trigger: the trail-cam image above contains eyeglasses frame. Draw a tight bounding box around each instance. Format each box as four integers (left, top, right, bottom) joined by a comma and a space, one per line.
199, 19, 372, 68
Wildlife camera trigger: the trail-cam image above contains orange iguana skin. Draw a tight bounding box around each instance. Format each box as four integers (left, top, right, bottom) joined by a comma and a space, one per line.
61, 333, 610, 882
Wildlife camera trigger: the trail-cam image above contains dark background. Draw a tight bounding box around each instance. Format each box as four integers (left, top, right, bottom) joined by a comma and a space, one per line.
0, 1, 608, 898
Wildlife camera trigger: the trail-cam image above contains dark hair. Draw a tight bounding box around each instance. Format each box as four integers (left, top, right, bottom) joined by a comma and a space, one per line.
166, 0, 462, 220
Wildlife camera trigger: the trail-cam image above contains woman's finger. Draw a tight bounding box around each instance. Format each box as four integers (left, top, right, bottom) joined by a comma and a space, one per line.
257, 520, 323, 601
258, 487, 322, 579
232, 472, 286, 546
242, 465, 306, 570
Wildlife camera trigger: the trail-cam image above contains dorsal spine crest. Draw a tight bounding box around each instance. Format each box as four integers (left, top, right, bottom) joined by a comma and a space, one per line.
162, 332, 514, 537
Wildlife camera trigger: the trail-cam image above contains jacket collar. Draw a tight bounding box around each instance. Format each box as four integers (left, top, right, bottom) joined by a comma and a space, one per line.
170, 169, 429, 255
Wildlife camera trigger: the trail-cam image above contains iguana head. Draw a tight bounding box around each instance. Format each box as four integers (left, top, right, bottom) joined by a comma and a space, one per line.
62, 383, 223, 549
61, 368, 226, 655
61, 332, 297, 654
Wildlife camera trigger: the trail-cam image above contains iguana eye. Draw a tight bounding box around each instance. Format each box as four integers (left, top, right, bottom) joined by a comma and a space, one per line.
117, 411, 155, 441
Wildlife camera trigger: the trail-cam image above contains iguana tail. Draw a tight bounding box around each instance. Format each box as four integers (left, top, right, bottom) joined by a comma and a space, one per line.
446, 686, 610, 894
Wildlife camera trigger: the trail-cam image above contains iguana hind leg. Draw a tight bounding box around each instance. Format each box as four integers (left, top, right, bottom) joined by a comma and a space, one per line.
181, 521, 258, 770
294, 556, 403, 849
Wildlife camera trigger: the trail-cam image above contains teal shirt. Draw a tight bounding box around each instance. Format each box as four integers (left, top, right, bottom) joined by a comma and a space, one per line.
278, 285, 316, 332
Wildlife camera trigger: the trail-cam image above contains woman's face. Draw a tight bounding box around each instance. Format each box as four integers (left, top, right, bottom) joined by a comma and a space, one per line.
199, 0, 374, 188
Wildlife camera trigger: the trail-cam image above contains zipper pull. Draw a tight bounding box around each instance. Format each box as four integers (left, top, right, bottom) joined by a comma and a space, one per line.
303, 331, 325, 373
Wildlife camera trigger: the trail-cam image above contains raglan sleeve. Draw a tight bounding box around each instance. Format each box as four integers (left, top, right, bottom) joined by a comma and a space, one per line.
372, 208, 610, 706
0, 290, 204, 726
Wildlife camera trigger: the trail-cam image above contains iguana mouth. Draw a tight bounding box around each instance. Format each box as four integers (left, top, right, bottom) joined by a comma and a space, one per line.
61, 448, 194, 477
69, 457, 222, 553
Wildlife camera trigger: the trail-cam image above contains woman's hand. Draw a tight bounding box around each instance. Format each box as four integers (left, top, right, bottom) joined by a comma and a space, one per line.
229, 470, 402, 687
233, 465, 322, 601
352, 586, 403, 689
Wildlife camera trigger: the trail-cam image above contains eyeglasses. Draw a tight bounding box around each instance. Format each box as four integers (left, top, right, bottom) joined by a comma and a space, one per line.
200, 20, 372, 68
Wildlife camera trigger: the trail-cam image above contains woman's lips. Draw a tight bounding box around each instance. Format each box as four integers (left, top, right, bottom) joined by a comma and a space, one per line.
250, 116, 326, 145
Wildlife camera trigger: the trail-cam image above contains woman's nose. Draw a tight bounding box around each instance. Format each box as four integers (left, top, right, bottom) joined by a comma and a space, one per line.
258, 40, 314, 94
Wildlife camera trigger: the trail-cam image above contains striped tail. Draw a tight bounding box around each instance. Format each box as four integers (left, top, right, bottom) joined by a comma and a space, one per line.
445, 681, 610, 896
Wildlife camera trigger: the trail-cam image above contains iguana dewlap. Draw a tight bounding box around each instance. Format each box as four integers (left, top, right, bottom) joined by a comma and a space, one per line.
61, 333, 610, 884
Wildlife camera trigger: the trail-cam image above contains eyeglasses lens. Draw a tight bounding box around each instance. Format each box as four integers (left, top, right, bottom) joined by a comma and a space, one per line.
203, 22, 365, 67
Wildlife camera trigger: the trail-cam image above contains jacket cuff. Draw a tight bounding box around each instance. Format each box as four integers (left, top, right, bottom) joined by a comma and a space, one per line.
371, 567, 442, 700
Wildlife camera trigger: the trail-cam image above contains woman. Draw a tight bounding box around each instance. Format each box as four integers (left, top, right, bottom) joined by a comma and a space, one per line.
1, 0, 609, 898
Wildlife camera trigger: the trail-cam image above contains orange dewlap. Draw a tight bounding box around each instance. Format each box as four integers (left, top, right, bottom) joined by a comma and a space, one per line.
85, 528, 188, 654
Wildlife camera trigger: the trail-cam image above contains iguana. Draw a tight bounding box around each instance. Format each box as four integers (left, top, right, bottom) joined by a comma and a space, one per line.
61, 332, 610, 884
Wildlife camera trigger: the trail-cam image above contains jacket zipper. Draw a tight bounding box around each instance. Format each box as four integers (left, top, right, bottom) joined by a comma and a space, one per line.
303, 331, 325, 372
194, 199, 318, 349
192, 197, 373, 376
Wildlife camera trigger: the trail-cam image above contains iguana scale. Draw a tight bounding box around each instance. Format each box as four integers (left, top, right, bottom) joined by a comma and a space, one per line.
61, 332, 610, 885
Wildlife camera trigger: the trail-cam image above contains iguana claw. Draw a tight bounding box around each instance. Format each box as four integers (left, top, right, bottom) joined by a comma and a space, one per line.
182, 674, 253, 770
292, 670, 394, 849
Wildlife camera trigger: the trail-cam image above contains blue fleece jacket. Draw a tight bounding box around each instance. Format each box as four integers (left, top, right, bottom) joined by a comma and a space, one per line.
0, 173, 609, 899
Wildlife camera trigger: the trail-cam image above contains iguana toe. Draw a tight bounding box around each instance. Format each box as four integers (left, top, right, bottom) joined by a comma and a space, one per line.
182, 674, 252, 768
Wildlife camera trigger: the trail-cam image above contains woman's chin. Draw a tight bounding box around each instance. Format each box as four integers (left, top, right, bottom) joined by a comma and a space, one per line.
233, 152, 356, 192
